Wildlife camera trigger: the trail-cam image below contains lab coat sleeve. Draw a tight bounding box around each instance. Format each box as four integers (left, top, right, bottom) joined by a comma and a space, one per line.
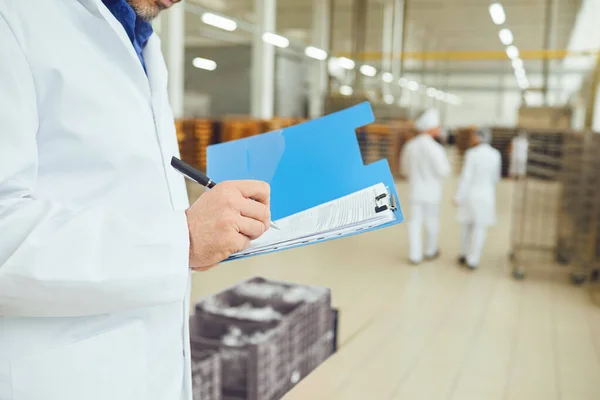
0, 14, 190, 317
455, 151, 473, 203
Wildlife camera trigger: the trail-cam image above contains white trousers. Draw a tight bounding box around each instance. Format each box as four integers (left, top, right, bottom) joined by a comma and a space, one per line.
460, 223, 488, 267
409, 202, 440, 263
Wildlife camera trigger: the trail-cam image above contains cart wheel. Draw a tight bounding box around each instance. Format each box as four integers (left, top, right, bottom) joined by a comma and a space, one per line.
570, 273, 586, 286
512, 267, 525, 280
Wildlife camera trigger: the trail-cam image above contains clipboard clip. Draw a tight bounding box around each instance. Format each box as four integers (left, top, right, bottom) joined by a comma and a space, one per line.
374, 186, 398, 213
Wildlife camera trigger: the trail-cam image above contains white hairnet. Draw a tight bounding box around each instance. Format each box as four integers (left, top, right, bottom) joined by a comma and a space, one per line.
477, 127, 492, 143
414, 109, 440, 132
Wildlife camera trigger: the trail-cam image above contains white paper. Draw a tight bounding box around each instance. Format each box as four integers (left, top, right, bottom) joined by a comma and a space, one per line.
229, 183, 395, 259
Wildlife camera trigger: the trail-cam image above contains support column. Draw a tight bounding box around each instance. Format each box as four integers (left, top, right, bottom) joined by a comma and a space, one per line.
391, 0, 405, 78
162, 4, 185, 118
382, 0, 394, 97
352, 0, 368, 93
251, 0, 276, 119
309, 0, 331, 119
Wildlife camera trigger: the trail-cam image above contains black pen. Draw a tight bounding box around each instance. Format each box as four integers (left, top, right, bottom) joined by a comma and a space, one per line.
171, 157, 280, 230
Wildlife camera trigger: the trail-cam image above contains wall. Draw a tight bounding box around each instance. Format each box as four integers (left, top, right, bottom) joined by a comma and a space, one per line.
185, 45, 308, 118
185, 45, 252, 117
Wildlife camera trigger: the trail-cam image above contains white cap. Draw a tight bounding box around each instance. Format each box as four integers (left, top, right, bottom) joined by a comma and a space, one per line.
414, 109, 441, 132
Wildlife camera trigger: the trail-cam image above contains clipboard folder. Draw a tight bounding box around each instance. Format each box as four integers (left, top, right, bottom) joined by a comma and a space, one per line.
207, 101, 405, 259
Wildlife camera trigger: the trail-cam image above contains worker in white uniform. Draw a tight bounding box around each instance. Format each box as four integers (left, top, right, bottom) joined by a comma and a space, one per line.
454, 127, 502, 270
509, 130, 529, 179
0, 1, 272, 400
401, 109, 451, 264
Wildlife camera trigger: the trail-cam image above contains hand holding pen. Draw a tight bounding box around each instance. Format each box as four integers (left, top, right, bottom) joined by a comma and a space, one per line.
171, 157, 279, 270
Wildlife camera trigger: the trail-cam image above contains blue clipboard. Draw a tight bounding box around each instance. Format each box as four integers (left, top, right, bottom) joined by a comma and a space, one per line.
207, 101, 404, 259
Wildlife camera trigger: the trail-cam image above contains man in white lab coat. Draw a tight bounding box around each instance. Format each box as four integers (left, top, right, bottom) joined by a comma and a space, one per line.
509, 130, 529, 179
401, 109, 451, 264
454, 128, 502, 270
0, 1, 271, 399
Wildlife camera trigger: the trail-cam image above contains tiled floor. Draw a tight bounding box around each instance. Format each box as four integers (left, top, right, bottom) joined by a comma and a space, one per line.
187, 165, 600, 400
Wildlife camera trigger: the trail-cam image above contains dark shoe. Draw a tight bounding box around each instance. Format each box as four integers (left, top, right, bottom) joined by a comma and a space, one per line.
458, 256, 466, 265
425, 251, 440, 261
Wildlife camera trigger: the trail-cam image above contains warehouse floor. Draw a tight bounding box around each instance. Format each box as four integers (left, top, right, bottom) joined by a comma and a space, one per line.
187, 157, 600, 400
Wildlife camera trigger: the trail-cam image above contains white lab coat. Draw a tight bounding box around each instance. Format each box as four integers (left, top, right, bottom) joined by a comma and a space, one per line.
455, 143, 502, 226
401, 134, 451, 205
510, 135, 529, 177
0, 1, 192, 400
401, 134, 450, 262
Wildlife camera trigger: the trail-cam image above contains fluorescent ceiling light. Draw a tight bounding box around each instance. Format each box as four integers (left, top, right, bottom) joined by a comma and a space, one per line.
489, 3, 506, 25
337, 57, 355, 70
435, 90, 445, 100
339, 85, 353, 96
506, 45, 519, 59
398, 77, 408, 87
201, 12, 237, 32
426, 87, 437, 97
359, 64, 377, 77
499, 28, 513, 45
382, 72, 394, 83
384, 94, 394, 104
262, 32, 289, 48
407, 81, 419, 91
511, 58, 524, 69
305, 46, 328, 60
192, 57, 217, 71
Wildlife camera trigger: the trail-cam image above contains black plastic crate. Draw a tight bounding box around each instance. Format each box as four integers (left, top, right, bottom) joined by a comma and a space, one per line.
195, 277, 332, 373
191, 350, 221, 400
190, 315, 289, 400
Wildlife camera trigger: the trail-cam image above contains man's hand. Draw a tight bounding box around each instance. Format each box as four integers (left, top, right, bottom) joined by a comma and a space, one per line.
185, 180, 271, 270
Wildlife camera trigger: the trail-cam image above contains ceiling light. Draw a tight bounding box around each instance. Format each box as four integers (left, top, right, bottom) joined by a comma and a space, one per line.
506, 45, 519, 59
337, 57, 355, 70
384, 94, 394, 104
382, 72, 394, 83
499, 28, 513, 45
435, 90, 445, 100
398, 77, 408, 87
305, 46, 328, 60
192, 57, 217, 71
262, 32, 289, 48
407, 81, 419, 91
489, 3, 506, 25
201, 12, 237, 31
359, 64, 377, 77
339, 85, 353, 96
512, 58, 524, 69
426, 87, 437, 97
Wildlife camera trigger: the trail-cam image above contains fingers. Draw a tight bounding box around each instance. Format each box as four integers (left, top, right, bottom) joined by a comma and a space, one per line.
237, 198, 270, 230
233, 180, 271, 206
236, 215, 266, 240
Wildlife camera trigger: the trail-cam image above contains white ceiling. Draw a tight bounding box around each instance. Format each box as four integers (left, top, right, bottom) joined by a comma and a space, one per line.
185, 0, 582, 73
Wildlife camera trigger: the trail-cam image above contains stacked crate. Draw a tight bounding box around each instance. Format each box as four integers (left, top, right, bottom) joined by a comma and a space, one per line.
556, 133, 586, 265
567, 134, 600, 286
392, 121, 415, 180
175, 119, 214, 171
525, 130, 564, 181
221, 120, 264, 143
191, 351, 222, 400
454, 126, 476, 173
489, 127, 516, 177
190, 277, 335, 400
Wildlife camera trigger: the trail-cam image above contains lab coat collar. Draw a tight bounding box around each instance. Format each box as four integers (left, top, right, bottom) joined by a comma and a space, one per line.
76, 0, 152, 99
